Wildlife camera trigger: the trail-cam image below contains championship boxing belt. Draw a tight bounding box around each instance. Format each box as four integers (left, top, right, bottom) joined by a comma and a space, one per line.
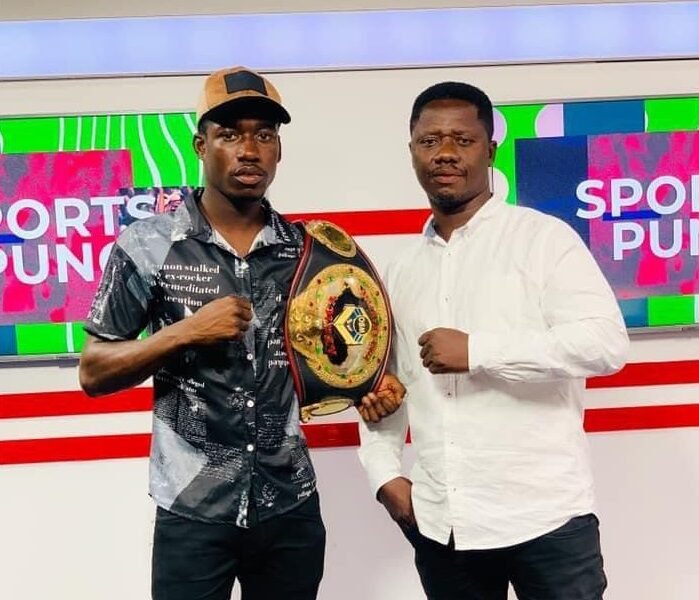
285, 220, 393, 421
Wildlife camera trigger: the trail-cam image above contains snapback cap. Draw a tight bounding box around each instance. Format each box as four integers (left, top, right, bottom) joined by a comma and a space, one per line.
196, 66, 291, 125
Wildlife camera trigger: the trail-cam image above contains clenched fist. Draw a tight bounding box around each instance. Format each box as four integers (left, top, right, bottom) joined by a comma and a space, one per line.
418, 327, 470, 373
183, 295, 253, 345
357, 372, 406, 423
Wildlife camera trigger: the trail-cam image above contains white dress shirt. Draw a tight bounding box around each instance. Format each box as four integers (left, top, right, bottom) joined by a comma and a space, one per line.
359, 196, 629, 550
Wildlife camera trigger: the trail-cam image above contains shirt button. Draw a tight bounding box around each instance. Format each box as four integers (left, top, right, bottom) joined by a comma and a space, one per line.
246, 400, 255, 408
246, 444, 255, 452
246, 353, 254, 361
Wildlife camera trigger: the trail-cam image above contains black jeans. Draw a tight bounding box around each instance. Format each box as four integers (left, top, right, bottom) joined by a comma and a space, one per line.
403, 514, 607, 600
152, 492, 326, 600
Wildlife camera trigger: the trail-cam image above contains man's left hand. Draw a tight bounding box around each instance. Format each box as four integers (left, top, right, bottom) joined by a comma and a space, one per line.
418, 328, 470, 373
357, 373, 406, 423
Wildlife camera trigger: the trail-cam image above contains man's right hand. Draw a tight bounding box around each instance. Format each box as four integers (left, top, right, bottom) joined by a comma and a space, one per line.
79, 295, 253, 397
358, 373, 406, 423
378, 476, 416, 528
183, 295, 253, 345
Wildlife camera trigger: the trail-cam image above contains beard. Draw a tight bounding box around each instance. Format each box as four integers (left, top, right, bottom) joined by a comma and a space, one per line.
429, 177, 493, 214
429, 191, 472, 214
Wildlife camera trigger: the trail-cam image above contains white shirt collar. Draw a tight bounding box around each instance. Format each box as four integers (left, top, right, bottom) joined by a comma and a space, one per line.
423, 193, 505, 244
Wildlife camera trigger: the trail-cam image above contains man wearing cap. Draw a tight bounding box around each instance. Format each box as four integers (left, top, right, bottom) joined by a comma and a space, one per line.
79, 66, 401, 600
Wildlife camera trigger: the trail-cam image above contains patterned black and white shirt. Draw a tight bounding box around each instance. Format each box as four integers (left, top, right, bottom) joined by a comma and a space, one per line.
85, 189, 316, 526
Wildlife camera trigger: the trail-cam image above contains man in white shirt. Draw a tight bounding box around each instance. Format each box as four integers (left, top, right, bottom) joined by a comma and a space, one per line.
358, 82, 629, 599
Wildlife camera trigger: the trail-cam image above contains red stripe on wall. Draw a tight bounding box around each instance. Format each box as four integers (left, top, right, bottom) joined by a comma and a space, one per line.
302, 422, 360, 448
0, 434, 152, 465
586, 360, 699, 389
0, 388, 153, 419
2, 359, 699, 420
583, 404, 699, 432
285, 208, 431, 236
1, 405, 698, 465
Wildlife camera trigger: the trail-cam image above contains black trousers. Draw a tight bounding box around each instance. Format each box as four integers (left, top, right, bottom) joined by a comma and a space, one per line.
152, 492, 326, 600
403, 514, 607, 600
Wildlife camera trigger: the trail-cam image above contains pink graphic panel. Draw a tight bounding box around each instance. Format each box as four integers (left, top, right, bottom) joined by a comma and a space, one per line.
0, 150, 133, 324
587, 131, 699, 299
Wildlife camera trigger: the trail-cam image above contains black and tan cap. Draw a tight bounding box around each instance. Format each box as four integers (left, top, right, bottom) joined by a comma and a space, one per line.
196, 66, 291, 125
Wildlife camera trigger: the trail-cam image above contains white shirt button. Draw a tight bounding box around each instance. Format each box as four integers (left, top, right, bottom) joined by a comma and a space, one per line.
246, 353, 254, 361
246, 400, 255, 408
246, 444, 254, 452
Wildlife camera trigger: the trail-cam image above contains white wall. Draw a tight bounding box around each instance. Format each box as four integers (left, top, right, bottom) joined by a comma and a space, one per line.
0, 0, 669, 21
2, 18, 699, 600
3, 432, 698, 599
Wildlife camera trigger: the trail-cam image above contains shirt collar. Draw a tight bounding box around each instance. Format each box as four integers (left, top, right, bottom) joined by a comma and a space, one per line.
423, 193, 506, 244
172, 188, 303, 248
211, 224, 278, 257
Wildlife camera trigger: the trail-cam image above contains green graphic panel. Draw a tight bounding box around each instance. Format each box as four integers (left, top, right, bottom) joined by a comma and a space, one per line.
496, 104, 543, 205
647, 295, 695, 327
0, 111, 200, 188
71, 323, 89, 353
16, 323, 69, 355
164, 113, 202, 185
0, 117, 62, 153
645, 98, 699, 132
62, 116, 80, 152
142, 113, 186, 186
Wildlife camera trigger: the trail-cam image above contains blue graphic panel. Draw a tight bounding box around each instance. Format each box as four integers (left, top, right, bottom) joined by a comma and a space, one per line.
0, 326, 17, 356
564, 100, 645, 136
618, 298, 649, 328
515, 135, 590, 245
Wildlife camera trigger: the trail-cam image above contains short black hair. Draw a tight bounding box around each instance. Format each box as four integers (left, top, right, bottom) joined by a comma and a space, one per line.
410, 82, 494, 140
197, 119, 211, 135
